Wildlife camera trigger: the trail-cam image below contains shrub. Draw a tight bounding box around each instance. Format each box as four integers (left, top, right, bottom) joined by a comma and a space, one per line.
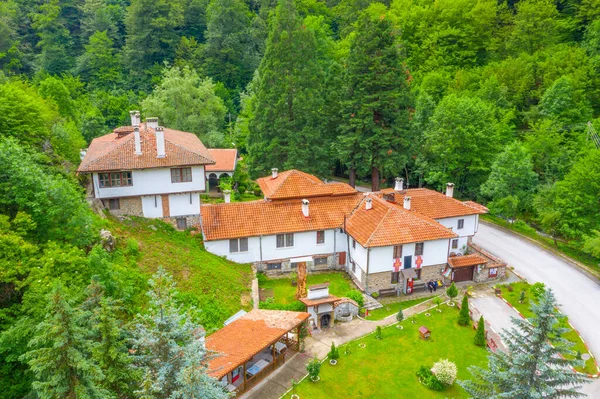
329, 342, 339, 361
371, 292, 380, 298
474, 316, 486, 347
125, 238, 140, 259
256, 272, 268, 286
396, 308, 404, 322
531, 282, 546, 300
513, 219, 537, 235
306, 357, 321, 380
446, 282, 458, 302
252, 182, 262, 197
431, 359, 457, 386
416, 366, 444, 391
457, 295, 470, 326
519, 290, 526, 303
375, 326, 382, 340
345, 289, 364, 308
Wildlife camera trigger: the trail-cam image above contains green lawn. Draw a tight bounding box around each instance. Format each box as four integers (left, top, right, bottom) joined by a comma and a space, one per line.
259, 272, 354, 305
364, 295, 438, 320
498, 282, 597, 375
109, 216, 253, 332
286, 306, 488, 399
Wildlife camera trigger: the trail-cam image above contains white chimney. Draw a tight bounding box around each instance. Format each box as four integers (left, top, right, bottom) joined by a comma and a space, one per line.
146, 117, 158, 129
79, 149, 87, 160
446, 183, 455, 198
129, 110, 140, 126
134, 126, 142, 155
365, 197, 373, 210
394, 177, 404, 191
302, 199, 309, 217
223, 190, 231, 203
155, 126, 166, 158
404, 196, 411, 210
272, 168, 278, 179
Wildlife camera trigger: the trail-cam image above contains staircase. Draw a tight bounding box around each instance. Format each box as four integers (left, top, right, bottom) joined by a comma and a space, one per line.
362, 294, 383, 311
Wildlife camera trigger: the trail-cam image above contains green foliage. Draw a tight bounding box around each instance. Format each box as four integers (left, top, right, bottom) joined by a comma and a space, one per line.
259, 298, 306, 311
446, 282, 458, 301
519, 290, 526, 304
583, 230, 600, 258
530, 282, 546, 301
431, 359, 458, 386
416, 365, 444, 391
396, 308, 404, 322
345, 289, 364, 308
329, 342, 340, 361
31, 0, 74, 75
76, 30, 122, 90
457, 295, 470, 326
307, 357, 322, 380
375, 326, 382, 340
474, 316, 486, 347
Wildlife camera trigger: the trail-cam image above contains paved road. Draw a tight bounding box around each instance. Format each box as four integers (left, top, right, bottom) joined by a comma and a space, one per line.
471, 295, 519, 333
474, 223, 600, 395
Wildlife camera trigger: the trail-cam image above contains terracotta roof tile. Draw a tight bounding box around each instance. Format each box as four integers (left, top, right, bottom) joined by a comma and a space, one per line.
346, 195, 457, 248
201, 194, 363, 241
206, 149, 238, 172
448, 254, 488, 268
256, 170, 356, 200
299, 295, 340, 307
205, 310, 309, 378
78, 123, 215, 172
379, 188, 487, 219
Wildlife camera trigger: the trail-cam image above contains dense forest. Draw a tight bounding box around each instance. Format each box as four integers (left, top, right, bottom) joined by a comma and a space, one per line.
1, 0, 600, 397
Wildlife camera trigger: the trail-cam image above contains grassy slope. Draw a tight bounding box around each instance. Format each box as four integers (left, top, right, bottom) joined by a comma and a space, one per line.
260, 272, 354, 305
287, 306, 488, 399
498, 282, 596, 375
109, 216, 253, 332
365, 295, 438, 320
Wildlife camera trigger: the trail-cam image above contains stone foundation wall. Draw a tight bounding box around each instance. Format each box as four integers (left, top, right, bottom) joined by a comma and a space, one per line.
419, 264, 445, 283
366, 271, 395, 294
334, 301, 359, 322
257, 253, 344, 275
164, 214, 202, 230
474, 264, 507, 283
106, 197, 143, 217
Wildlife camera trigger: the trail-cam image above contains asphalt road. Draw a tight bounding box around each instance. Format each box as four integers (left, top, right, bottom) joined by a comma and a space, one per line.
473, 222, 600, 395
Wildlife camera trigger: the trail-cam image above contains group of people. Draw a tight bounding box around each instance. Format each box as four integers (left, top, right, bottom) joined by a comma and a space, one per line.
426, 280, 439, 293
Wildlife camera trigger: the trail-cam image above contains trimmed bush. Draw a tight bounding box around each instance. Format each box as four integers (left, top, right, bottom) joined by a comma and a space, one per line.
307, 357, 321, 380
457, 295, 470, 326
416, 366, 444, 391
396, 308, 404, 322
446, 282, 458, 302
329, 342, 340, 361
375, 326, 382, 340
345, 289, 364, 308
431, 359, 457, 386
474, 316, 486, 347
371, 292, 380, 298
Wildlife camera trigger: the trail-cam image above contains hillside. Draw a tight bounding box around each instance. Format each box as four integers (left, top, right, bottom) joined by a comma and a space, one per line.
108, 216, 253, 332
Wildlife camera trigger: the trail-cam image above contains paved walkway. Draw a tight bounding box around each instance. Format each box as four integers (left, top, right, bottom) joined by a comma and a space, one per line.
471, 295, 519, 333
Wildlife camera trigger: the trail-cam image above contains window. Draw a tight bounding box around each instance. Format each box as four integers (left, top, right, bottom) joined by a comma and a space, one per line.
391, 271, 400, 284
99, 171, 132, 188
267, 262, 282, 270
316, 230, 325, 244
290, 262, 298, 269
108, 198, 120, 210
489, 268, 498, 278
176, 218, 187, 230
171, 167, 192, 183
314, 257, 328, 266
352, 239, 356, 249
276, 234, 294, 248
229, 238, 248, 253
451, 239, 459, 249
415, 242, 424, 256
457, 219, 465, 229
393, 245, 402, 258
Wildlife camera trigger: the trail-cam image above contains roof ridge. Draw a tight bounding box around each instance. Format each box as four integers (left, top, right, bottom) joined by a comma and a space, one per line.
165, 136, 215, 164
83, 133, 134, 169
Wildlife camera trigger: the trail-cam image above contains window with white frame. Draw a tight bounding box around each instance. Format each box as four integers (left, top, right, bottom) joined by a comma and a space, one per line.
276, 233, 294, 248
457, 219, 465, 229
451, 239, 459, 249
229, 238, 249, 253
415, 242, 424, 256
316, 230, 325, 244
171, 167, 192, 183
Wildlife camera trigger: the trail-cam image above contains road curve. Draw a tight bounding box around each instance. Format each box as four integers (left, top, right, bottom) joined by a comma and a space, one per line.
473, 223, 600, 364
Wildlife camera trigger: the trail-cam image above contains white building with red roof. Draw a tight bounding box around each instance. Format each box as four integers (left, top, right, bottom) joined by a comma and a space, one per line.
79, 111, 218, 229
201, 169, 504, 296
205, 148, 238, 192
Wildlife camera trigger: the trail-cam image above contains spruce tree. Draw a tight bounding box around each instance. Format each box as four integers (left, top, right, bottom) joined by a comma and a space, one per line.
31, 0, 74, 75
130, 267, 228, 399
474, 316, 486, 347
247, 0, 330, 177
459, 289, 589, 398
337, 3, 411, 191
446, 282, 458, 303
21, 282, 109, 399
457, 295, 471, 326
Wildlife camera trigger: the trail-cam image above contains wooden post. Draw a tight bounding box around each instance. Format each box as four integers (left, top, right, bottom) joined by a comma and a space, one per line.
272, 344, 276, 370
243, 362, 247, 393
295, 262, 307, 299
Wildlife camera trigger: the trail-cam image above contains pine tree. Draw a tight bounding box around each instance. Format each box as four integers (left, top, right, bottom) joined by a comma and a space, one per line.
459, 289, 589, 398
474, 316, 486, 347
446, 282, 458, 303
247, 0, 330, 177
457, 295, 470, 326
31, 0, 74, 74
337, 4, 411, 191
130, 267, 228, 399
21, 282, 109, 399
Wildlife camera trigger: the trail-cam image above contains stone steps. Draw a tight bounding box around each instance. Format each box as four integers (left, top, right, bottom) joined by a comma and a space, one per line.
362, 294, 383, 310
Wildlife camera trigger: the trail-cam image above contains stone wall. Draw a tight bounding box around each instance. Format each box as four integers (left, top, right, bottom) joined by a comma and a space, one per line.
105, 196, 143, 217
334, 300, 359, 322
164, 214, 202, 230
367, 270, 394, 294
419, 264, 445, 283
474, 264, 507, 283
257, 253, 344, 275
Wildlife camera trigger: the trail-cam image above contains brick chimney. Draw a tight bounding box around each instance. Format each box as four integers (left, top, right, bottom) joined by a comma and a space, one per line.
129, 110, 140, 126
146, 117, 158, 129
404, 196, 411, 210
272, 168, 278, 179
446, 183, 454, 198
155, 126, 166, 158
302, 199, 309, 217
394, 177, 404, 191
134, 126, 142, 155
365, 197, 373, 210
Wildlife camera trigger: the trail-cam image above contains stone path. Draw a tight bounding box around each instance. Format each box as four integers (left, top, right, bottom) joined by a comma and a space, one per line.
362, 293, 383, 310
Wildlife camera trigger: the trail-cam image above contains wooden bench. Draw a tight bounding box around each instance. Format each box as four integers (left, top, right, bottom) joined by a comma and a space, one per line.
378, 288, 398, 297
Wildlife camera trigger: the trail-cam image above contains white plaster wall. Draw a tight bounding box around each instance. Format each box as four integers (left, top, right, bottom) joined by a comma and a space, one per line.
169, 192, 200, 217
141, 195, 163, 218
93, 166, 206, 198
436, 215, 477, 238
348, 239, 368, 271
368, 238, 450, 274
204, 236, 262, 264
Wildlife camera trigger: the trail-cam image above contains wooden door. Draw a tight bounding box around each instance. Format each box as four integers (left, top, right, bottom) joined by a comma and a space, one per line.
453, 267, 474, 282
338, 252, 346, 266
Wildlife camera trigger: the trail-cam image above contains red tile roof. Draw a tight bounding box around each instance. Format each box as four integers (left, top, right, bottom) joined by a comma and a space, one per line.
448, 254, 488, 268
205, 310, 309, 379
379, 188, 487, 219
299, 294, 341, 307
78, 123, 215, 172
201, 194, 363, 241
346, 195, 457, 248
206, 149, 238, 172
256, 170, 356, 200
